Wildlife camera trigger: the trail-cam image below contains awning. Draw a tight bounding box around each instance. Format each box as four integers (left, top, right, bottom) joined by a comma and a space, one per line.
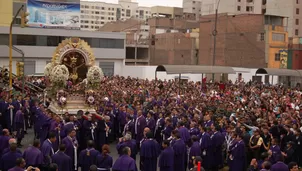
255, 68, 301, 77
297, 70, 302, 77
156, 65, 236, 74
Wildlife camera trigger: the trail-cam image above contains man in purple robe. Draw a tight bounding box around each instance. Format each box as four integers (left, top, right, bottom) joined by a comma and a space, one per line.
123, 115, 135, 136
146, 112, 155, 132
189, 136, 201, 169
134, 110, 147, 148
177, 121, 191, 145
210, 124, 224, 171
112, 147, 137, 171
162, 118, 173, 141
269, 138, 282, 164
14, 109, 24, 148
140, 131, 160, 171
229, 134, 246, 171
270, 156, 288, 171
158, 140, 174, 171
0, 129, 10, 156
154, 113, 165, 144
6, 98, 15, 132
0, 98, 9, 129
172, 131, 187, 171
0, 142, 23, 171
23, 140, 43, 168
52, 144, 73, 171
8, 158, 28, 171
79, 140, 100, 171
41, 131, 57, 167
116, 133, 137, 160
62, 129, 78, 171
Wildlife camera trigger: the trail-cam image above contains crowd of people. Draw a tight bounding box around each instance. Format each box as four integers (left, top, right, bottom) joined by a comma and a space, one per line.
0, 75, 301, 171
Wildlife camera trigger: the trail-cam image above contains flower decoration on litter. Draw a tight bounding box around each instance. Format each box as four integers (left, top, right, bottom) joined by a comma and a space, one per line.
44, 62, 54, 77
87, 66, 104, 84
50, 65, 69, 84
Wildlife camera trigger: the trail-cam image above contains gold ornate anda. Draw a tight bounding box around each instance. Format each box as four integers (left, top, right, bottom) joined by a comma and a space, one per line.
51, 37, 96, 66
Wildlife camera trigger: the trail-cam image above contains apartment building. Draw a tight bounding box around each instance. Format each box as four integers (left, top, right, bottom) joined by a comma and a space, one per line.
80, 0, 151, 31
265, 0, 302, 37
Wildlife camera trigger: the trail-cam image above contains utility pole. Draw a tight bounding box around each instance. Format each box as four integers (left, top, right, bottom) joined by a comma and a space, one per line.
9, 5, 26, 95
212, 0, 221, 81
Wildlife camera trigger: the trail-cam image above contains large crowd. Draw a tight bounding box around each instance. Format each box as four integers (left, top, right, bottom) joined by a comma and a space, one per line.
0, 75, 301, 171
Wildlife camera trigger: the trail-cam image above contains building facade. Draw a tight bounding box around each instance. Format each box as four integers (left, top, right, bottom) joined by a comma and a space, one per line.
199, 14, 288, 69
288, 37, 302, 69
0, 26, 126, 76
80, 0, 151, 31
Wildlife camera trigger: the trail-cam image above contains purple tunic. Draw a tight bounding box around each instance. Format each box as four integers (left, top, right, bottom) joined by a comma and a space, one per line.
172, 139, 187, 171
134, 116, 147, 143
178, 126, 191, 144
140, 139, 160, 171
14, 110, 24, 139
79, 148, 100, 171
270, 161, 289, 171
0, 151, 23, 171
116, 140, 137, 160
41, 139, 55, 165
189, 142, 201, 169
62, 136, 77, 170
52, 151, 73, 171
112, 155, 137, 171
96, 154, 113, 171
23, 146, 43, 167
229, 140, 246, 171
8, 167, 25, 171
0, 135, 10, 156
158, 147, 174, 171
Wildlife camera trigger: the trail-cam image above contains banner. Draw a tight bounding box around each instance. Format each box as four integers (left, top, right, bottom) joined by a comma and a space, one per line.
26, 0, 80, 30
279, 50, 288, 69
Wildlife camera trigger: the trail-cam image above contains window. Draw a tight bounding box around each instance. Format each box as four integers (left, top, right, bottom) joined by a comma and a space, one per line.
297, 0, 299, 4
247, 0, 253, 2
297, 8, 300, 14
99, 62, 114, 76
16, 35, 37, 45
237, 6, 241, 11
296, 19, 300, 25
246, 6, 253, 12
272, 33, 285, 41
96, 11, 99, 14
238, 0, 241, 2
275, 53, 280, 61
262, 0, 267, 5
257, 33, 265, 41
24, 61, 36, 75
193, 1, 195, 3
126, 9, 131, 17
295, 29, 299, 35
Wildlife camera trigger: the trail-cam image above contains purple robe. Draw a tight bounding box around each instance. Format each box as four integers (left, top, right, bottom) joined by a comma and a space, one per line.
14, 110, 24, 139
189, 127, 199, 137
229, 140, 246, 171
178, 126, 191, 144
158, 147, 174, 171
23, 146, 43, 167
123, 120, 135, 136
62, 136, 77, 170
270, 161, 289, 171
189, 142, 201, 169
199, 132, 211, 169
140, 139, 160, 171
162, 125, 173, 140
154, 118, 165, 143
0, 135, 10, 156
96, 154, 113, 171
210, 131, 224, 168
116, 140, 137, 160
41, 139, 55, 165
134, 116, 147, 143
51, 151, 73, 171
0, 151, 23, 171
79, 148, 100, 171
269, 145, 281, 164
8, 167, 25, 171
2, 148, 22, 156
112, 155, 137, 171
204, 120, 213, 127
172, 139, 187, 171
146, 117, 155, 132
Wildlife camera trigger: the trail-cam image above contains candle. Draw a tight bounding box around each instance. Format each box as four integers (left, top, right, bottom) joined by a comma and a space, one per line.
197, 161, 201, 171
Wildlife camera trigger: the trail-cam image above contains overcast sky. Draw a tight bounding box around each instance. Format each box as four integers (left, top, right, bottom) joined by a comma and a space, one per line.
84, 0, 183, 7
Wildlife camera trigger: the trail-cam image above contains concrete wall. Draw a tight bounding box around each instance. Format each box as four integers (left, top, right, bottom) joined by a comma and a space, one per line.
0, 0, 13, 27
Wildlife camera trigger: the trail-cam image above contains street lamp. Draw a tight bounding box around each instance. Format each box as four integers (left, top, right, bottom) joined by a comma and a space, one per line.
212, 0, 221, 81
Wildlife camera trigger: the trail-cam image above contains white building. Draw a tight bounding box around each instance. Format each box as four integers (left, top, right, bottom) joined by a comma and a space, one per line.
80, 0, 151, 31
183, 0, 301, 37
0, 26, 126, 76
265, 0, 302, 38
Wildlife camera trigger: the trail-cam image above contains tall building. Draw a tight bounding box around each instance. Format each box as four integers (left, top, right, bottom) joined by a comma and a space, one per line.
183, 0, 265, 16
265, 0, 302, 37
80, 0, 151, 31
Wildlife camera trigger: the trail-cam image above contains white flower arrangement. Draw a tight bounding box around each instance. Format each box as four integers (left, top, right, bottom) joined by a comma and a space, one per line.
87, 96, 95, 104
86, 66, 104, 84
50, 65, 70, 83
44, 62, 54, 77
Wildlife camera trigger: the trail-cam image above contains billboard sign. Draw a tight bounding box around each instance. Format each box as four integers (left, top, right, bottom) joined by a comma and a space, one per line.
26, 0, 80, 29
279, 50, 288, 69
